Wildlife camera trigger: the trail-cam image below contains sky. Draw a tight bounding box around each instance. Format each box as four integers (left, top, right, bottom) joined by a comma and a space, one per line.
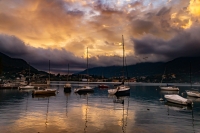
0, 0, 200, 73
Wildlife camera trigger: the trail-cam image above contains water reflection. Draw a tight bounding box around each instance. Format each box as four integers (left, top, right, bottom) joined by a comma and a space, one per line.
160, 90, 179, 95
1, 85, 200, 133
165, 102, 192, 111
32, 93, 56, 98
64, 92, 71, 117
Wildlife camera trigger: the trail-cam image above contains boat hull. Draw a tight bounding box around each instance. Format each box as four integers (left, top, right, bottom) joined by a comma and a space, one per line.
186, 91, 200, 98
32, 89, 56, 95
115, 89, 130, 96
164, 95, 192, 105
18, 85, 35, 90
74, 89, 94, 93
64, 87, 71, 93
160, 86, 179, 91
108, 86, 130, 96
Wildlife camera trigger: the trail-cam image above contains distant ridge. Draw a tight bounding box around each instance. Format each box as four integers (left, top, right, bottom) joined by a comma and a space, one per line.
0, 52, 45, 74
78, 57, 200, 81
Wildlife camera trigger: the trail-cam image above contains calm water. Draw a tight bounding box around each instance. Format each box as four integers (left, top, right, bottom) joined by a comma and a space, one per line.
1, 83, 200, 133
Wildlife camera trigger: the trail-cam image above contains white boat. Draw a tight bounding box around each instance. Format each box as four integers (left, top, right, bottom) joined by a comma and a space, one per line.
186, 90, 200, 97
185, 65, 200, 97
74, 86, 94, 93
108, 85, 130, 96
18, 85, 34, 90
164, 94, 192, 105
18, 63, 35, 90
108, 35, 130, 96
160, 85, 179, 91
74, 47, 94, 93
64, 64, 71, 93
32, 88, 56, 95
159, 66, 179, 91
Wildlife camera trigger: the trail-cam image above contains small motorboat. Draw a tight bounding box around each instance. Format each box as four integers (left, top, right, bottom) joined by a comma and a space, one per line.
164, 94, 193, 105
186, 90, 200, 98
32, 88, 56, 95
64, 83, 71, 93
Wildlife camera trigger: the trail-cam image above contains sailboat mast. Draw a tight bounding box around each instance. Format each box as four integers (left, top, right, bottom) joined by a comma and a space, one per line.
122, 35, 125, 80
87, 47, 89, 85
67, 64, 69, 82
190, 62, 192, 88
28, 62, 30, 84
49, 60, 50, 81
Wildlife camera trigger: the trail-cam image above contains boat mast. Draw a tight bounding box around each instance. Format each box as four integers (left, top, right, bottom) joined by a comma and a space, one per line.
67, 64, 69, 82
28, 62, 30, 84
87, 47, 89, 85
49, 60, 50, 82
122, 35, 125, 82
190, 62, 192, 88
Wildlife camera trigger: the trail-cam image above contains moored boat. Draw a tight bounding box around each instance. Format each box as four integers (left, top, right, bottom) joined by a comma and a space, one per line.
160, 85, 179, 91
64, 83, 71, 93
107, 35, 130, 96
18, 85, 35, 90
32, 88, 56, 95
74, 47, 93, 93
186, 90, 200, 98
74, 86, 94, 93
98, 84, 108, 88
108, 85, 130, 96
164, 94, 193, 105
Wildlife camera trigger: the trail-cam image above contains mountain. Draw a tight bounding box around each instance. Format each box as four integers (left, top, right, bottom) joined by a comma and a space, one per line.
78, 57, 200, 82
0, 52, 45, 75
79, 62, 165, 78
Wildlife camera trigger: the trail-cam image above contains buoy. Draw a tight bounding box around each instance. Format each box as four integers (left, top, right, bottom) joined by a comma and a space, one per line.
159, 98, 164, 101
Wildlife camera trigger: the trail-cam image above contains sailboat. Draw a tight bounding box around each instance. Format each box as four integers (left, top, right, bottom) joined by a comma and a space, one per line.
18, 63, 35, 90
74, 47, 94, 93
186, 63, 200, 97
64, 64, 71, 93
32, 60, 56, 95
159, 67, 179, 91
108, 35, 130, 96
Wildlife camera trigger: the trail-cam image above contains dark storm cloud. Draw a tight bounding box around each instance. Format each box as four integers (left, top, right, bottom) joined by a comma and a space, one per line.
0, 34, 129, 73
132, 26, 200, 61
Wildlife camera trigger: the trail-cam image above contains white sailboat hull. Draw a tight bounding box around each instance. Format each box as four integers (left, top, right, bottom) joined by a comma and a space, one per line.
186, 90, 200, 97
164, 94, 192, 105
108, 85, 130, 95
18, 85, 35, 90
74, 86, 94, 93
160, 86, 179, 91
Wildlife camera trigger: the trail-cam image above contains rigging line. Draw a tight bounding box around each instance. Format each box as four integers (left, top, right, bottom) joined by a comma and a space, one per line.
190, 62, 192, 88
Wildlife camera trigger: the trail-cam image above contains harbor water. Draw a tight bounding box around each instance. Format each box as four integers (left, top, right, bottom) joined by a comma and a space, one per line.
0, 83, 200, 133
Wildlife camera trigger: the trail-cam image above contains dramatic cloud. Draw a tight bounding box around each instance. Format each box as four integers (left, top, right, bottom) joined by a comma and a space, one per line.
0, 0, 200, 73
0, 34, 135, 73
133, 26, 200, 61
